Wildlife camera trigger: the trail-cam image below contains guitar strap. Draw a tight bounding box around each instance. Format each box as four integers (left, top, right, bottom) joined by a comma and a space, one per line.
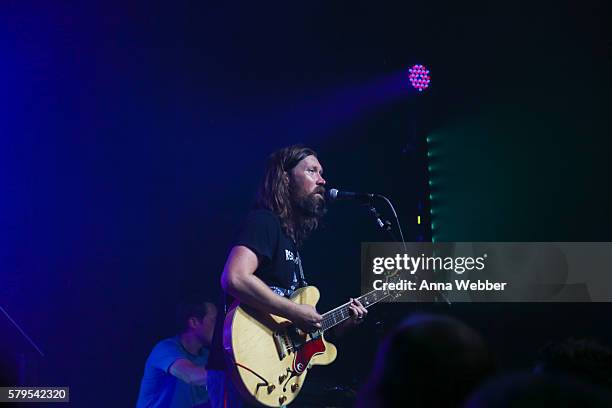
295, 249, 308, 288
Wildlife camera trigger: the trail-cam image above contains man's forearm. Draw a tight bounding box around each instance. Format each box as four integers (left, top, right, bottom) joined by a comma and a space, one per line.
224, 273, 298, 320
170, 360, 207, 386
187, 368, 207, 386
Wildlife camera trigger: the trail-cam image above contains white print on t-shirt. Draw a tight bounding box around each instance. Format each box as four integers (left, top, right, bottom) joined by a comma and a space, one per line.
285, 249, 301, 264
285, 249, 295, 261
284, 249, 301, 288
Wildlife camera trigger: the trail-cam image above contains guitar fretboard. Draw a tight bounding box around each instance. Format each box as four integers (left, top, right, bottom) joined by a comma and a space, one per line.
320, 288, 391, 332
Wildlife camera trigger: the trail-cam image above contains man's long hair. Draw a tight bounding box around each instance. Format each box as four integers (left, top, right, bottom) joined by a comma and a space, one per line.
255, 145, 322, 246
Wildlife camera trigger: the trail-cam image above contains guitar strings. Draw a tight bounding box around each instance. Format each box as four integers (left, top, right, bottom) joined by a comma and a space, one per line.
283, 291, 394, 353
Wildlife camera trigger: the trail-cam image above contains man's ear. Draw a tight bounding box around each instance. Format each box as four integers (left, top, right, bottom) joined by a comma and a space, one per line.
187, 316, 199, 329
283, 171, 290, 185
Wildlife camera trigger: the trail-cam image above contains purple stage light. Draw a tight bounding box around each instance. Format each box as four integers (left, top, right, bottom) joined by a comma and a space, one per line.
408, 64, 431, 92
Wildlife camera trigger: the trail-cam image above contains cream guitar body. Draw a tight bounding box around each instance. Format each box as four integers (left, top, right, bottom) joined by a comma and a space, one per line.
223, 286, 335, 407
223, 284, 393, 406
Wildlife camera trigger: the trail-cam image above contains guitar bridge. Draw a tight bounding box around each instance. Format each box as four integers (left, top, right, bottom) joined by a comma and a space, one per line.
273, 331, 292, 359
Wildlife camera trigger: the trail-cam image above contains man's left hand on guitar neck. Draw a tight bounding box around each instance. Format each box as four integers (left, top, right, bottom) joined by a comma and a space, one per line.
332, 297, 368, 338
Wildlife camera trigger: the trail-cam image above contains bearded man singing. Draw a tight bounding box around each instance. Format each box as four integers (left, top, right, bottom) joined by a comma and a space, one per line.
206, 146, 367, 408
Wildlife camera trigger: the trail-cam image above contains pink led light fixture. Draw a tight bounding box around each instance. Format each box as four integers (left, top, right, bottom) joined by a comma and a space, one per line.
408, 64, 431, 92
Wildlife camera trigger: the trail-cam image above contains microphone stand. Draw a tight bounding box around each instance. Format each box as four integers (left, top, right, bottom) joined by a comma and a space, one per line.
364, 197, 451, 305
1, 304, 45, 386
0, 305, 45, 357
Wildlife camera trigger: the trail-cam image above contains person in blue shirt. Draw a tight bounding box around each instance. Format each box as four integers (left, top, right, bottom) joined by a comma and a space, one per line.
136, 299, 217, 408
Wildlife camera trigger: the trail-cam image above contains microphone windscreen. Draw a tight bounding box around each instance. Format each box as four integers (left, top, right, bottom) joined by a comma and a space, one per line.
325, 188, 339, 202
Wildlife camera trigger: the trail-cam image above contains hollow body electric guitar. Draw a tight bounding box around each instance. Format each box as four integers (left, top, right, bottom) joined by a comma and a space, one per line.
223, 285, 394, 407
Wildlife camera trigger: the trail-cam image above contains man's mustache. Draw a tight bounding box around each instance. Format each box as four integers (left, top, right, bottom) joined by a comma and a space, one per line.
312, 187, 326, 196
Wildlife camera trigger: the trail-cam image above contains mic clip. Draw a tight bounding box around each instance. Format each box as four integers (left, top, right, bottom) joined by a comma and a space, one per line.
367, 204, 392, 232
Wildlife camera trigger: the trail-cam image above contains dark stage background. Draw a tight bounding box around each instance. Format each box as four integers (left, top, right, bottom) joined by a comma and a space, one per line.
1, 1, 611, 406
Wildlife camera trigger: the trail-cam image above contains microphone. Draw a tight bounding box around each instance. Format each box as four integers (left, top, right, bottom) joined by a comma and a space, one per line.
325, 188, 376, 202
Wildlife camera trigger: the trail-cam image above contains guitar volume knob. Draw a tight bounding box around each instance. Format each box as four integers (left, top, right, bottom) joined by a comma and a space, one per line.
291, 383, 299, 392
279, 396, 287, 404
267, 384, 275, 394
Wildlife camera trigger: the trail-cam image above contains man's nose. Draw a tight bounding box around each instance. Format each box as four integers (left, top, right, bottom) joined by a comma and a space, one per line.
317, 175, 326, 185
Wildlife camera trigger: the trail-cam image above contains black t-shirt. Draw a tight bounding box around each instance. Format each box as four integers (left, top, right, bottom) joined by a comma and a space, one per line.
207, 209, 303, 370
235, 209, 302, 291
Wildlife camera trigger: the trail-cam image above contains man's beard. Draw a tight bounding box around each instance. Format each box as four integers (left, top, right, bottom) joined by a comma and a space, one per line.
291, 186, 327, 219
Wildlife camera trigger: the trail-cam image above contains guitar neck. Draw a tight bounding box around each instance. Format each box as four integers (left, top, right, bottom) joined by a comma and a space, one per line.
320, 288, 391, 332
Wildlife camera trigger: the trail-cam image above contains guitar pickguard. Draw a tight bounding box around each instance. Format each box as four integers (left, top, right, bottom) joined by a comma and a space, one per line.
293, 336, 325, 374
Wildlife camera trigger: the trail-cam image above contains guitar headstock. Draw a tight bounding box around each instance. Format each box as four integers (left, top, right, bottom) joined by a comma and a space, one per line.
380, 271, 404, 300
